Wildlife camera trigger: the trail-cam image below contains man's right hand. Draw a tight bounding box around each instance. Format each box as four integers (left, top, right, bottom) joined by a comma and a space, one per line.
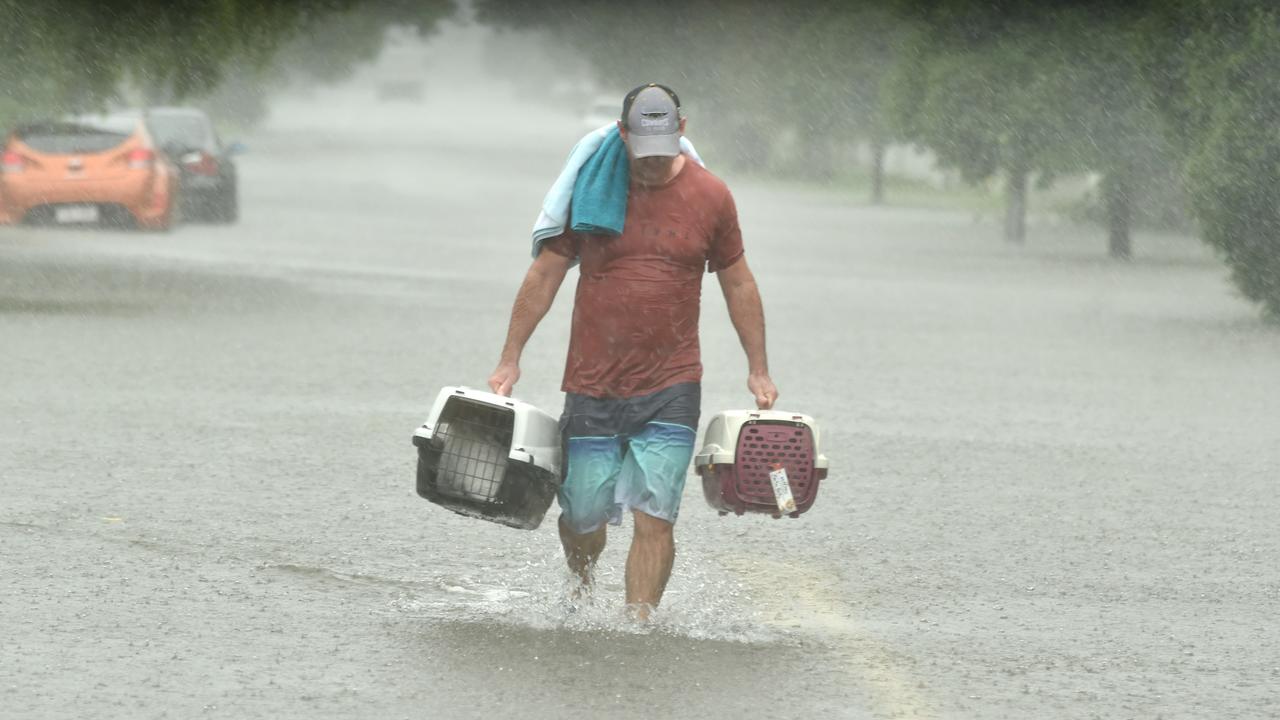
748, 371, 779, 410
488, 361, 520, 396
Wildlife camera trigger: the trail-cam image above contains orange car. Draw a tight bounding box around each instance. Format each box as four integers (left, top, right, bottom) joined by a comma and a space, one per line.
0, 114, 179, 230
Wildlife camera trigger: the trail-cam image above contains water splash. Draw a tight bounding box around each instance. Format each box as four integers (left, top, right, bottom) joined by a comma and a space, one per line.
388, 553, 783, 644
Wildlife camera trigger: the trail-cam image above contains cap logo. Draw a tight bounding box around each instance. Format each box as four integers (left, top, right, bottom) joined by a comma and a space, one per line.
639, 115, 670, 128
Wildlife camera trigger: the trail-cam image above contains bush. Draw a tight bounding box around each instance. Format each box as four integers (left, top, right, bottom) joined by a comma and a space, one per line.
1182, 8, 1280, 318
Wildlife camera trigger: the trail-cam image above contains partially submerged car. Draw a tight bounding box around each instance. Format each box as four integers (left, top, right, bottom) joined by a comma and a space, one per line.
146, 107, 242, 223
0, 114, 179, 230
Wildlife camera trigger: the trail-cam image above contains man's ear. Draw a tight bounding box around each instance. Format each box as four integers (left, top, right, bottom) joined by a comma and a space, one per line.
617, 120, 628, 143
678, 116, 688, 134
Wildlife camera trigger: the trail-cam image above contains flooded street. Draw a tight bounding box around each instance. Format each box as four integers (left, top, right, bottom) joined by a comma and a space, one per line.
4, 36, 1280, 720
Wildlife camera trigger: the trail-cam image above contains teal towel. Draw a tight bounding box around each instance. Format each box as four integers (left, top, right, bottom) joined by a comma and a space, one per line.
570, 126, 629, 236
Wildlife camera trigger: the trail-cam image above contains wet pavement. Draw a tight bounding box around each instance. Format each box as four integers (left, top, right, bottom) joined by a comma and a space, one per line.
3, 47, 1280, 720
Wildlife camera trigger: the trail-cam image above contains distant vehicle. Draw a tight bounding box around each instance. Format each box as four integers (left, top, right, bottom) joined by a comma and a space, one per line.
372, 27, 427, 103
0, 114, 179, 231
146, 107, 242, 223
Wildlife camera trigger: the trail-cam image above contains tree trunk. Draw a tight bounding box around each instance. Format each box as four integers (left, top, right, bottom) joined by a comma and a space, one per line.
1103, 172, 1133, 260
870, 138, 886, 205
1004, 164, 1028, 244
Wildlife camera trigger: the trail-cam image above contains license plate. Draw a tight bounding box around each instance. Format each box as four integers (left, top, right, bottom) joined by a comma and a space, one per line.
55, 205, 99, 224
769, 463, 797, 514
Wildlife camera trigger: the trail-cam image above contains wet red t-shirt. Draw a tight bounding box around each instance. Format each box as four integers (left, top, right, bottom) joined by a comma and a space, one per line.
543, 160, 744, 398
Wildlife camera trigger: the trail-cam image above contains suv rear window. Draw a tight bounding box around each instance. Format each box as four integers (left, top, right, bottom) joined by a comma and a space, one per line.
148, 114, 214, 152
15, 122, 133, 154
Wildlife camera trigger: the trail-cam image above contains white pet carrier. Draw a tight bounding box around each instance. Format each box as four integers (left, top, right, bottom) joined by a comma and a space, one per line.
412, 386, 561, 530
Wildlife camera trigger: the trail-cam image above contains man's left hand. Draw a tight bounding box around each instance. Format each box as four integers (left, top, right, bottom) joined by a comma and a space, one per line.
748, 372, 778, 410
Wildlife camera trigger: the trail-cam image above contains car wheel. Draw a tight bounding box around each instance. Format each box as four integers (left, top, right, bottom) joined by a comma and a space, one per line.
215, 186, 238, 224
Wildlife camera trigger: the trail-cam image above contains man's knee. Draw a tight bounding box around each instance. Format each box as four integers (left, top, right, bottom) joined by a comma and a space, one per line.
559, 513, 606, 541
632, 510, 674, 540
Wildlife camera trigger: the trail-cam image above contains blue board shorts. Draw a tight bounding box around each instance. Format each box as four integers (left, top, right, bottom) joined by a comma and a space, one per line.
557, 382, 700, 535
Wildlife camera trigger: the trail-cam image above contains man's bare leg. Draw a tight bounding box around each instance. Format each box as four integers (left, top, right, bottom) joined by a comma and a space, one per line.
625, 511, 675, 621
559, 515, 606, 588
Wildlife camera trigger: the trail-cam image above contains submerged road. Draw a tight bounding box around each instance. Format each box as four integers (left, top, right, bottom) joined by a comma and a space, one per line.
3, 82, 1279, 720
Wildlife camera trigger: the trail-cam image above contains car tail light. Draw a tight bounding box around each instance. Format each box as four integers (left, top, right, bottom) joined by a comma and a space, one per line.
127, 148, 154, 170
180, 151, 219, 176
2, 151, 24, 173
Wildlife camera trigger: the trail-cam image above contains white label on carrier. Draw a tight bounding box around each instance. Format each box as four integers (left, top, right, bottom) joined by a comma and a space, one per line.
769, 464, 797, 514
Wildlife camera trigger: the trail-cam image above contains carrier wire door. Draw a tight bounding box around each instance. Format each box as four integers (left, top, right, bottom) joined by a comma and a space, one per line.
413, 387, 561, 530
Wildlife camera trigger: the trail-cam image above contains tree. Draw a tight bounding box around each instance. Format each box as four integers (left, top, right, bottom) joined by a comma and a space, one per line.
887, 8, 1077, 244
1143, 0, 1280, 317
1051, 10, 1173, 260
886, 1, 1177, 254
0, 0, 455, 129
774, 2, 901, 201
476, 0, 904, 201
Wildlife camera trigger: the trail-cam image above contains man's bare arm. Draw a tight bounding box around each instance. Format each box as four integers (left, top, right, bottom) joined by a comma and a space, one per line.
716, 256, 779, 409
488, 251, 573, 395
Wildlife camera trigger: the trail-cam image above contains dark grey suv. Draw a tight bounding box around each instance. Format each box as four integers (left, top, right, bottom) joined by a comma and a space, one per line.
147, 107, 243, 223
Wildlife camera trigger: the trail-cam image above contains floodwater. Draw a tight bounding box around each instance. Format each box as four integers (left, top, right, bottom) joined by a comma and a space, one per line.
3, 25, 1280, 720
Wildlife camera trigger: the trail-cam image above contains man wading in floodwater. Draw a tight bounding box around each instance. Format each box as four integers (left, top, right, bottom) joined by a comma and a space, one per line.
488, 84, 776, 620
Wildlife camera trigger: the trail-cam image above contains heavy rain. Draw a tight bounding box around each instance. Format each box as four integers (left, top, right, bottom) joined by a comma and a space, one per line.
2, 2, 1278, 719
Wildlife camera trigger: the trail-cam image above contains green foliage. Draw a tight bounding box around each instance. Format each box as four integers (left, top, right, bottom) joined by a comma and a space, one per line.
885, 3, 1180, 249
476, 0, 1280, 305
0, 0, 455, 127
475, 0, 903, 179
893, 0, 1280, 310
1175, 3, 1280, 317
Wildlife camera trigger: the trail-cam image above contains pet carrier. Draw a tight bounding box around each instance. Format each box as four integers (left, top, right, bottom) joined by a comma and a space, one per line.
412, 386, 561, 530
695, 409, 830, 518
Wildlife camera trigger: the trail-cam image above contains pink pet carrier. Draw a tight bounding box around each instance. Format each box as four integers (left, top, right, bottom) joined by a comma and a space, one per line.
695, 410, 830, 518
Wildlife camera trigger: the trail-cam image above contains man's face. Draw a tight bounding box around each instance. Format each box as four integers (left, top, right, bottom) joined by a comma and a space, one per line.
629, 153, 677, 183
